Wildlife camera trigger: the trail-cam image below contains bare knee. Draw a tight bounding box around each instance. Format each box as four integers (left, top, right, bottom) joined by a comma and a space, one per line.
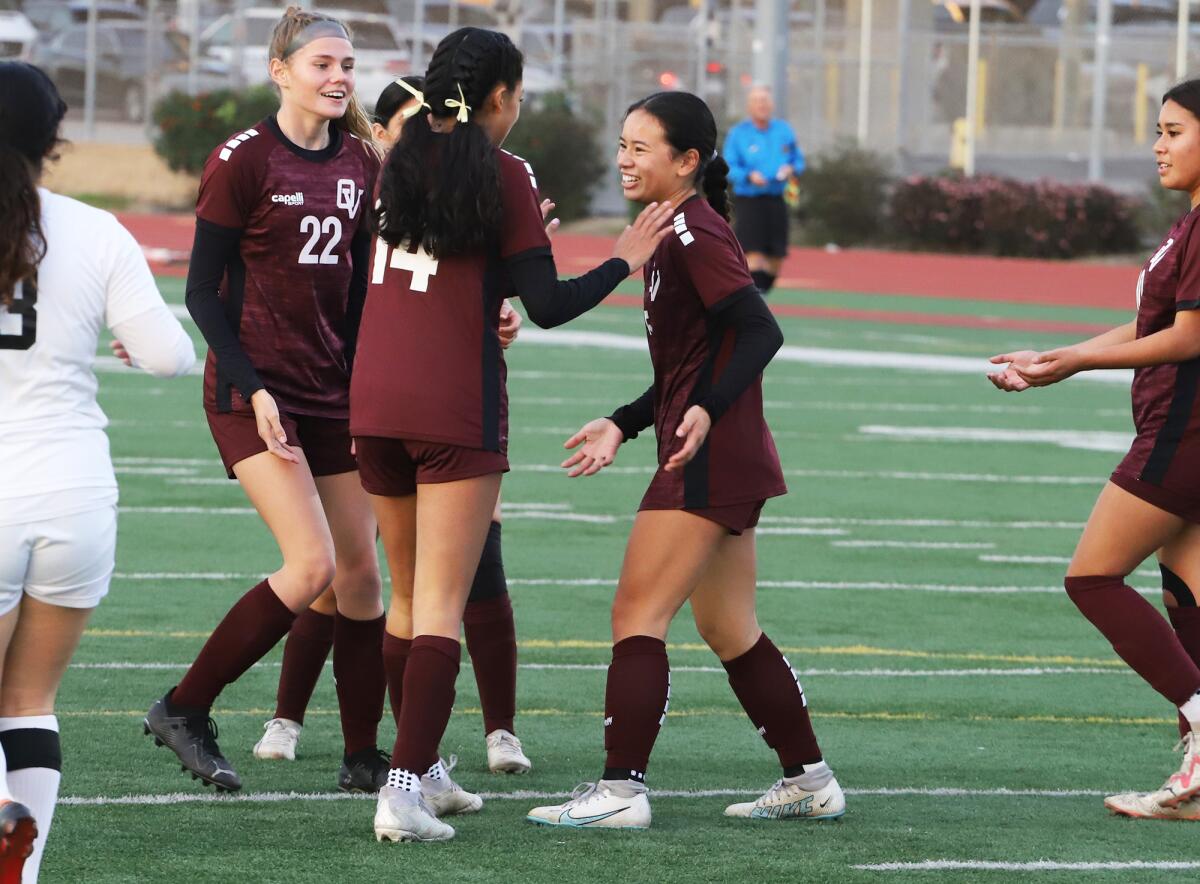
281, 551, 336, 598
611, 591, 670, 642
694, 614, 759, 661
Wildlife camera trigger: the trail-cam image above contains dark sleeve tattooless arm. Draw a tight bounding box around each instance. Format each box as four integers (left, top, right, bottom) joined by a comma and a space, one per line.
506, 250, 631, 329
609, 384, 655, 441
698, 287, 784, 424
184, 219, 264, 400
343, 226, 371, 371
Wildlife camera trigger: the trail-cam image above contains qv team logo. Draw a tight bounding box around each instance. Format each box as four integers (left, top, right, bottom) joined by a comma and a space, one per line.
336, 179, 362, 219
648, 268, 661, 302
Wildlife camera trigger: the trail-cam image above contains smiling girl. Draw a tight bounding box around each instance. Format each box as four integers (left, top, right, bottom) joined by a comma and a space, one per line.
990, 80, 1200, 820
142, 6, 394, 797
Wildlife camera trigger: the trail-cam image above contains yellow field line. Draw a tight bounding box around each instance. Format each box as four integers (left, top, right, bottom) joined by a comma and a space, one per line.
82, 631, 1124, 668
59, 707, 1173, 726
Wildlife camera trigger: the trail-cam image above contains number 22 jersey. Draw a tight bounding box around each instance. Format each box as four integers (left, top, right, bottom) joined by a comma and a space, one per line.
195, 116, 379, 417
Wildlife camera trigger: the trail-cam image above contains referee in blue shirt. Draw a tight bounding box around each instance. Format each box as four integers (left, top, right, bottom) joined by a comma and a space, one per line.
723, 86, 803, 295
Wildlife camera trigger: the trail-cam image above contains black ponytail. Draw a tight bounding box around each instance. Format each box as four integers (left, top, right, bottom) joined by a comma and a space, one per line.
0, 63, 65, 307
374, 28, 523, 257
625, 91, 730, 221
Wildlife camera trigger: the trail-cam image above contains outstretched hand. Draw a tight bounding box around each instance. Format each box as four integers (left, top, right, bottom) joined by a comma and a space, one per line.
612, 201, 675, 273
986, 350, 1037, 392
1018, 347, 1087, 387
561, 417, 625, 478
540, 198, 560, 238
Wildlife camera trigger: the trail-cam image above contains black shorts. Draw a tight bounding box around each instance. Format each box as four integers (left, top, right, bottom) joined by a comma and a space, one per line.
733, 195, 789, 258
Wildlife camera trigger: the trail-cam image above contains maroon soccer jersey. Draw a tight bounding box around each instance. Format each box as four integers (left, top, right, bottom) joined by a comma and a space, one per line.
1115, 207, 1200, 491
196, 116, 379, 418
639, 196, 787, 509
349, 149, 551, 452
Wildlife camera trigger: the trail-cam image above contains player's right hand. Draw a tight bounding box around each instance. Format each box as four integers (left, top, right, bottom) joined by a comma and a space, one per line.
250, 389, 300, 463
749, 171, 769, 186
987, 350, 1038, 393
110, 338, 133, 367
612, 201, 675, 273
540, 198, 560, 238
562, 417, 624, 478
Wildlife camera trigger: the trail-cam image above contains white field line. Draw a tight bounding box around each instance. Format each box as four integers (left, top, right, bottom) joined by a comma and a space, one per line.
832, 540, 995, 550
760, 516, 1087, 530
57, 785, 1115, 808
517, 328, 1134, 385
67, 660, 1124, 677
853, 861, 1200, 873
981, 556, 1158, 578
859, 425, 1133, 454
510, 464, 1103, 486
757, 528, 850, 536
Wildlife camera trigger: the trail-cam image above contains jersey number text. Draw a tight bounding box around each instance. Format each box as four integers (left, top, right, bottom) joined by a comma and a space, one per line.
0, 278, 37, 351
298, 215, 342, 265
372, 239, 439, 293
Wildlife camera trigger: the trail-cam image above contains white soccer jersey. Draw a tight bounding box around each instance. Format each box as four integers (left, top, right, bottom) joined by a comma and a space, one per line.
0, 190, 194, 525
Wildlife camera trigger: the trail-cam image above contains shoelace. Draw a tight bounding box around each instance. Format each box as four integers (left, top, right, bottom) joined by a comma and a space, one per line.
492, 731, 522, 750
442, 754, 458, 775
758, 779, 789, 805
200, 717, 222, 756
566, 782, 599, 807
363, 748, 391, 771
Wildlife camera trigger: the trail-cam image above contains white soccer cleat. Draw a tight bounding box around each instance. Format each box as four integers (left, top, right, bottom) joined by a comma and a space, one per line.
724, 764, 846, 821
526, 780, 651, 830
486, 729, 532, 774
1105, 789, 1200, 821
252, 718, 301, 761
374, 786, 455, 842
421, 756, 483, 817
1159, 732, 1200, 807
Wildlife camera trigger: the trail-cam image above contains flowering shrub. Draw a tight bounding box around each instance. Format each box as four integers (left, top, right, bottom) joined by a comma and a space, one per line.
794, 141, 892, 246
153, 86, 280, 175
890, 174, 1141, 259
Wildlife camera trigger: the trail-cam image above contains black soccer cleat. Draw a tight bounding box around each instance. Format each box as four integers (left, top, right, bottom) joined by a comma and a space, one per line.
337, 747, 391, 794
0, 800, 36, 884
143, 689, 242, 792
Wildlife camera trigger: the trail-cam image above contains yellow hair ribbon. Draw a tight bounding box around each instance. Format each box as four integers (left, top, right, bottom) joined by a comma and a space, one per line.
393, 78, 431, 118
445, 83, 472, 123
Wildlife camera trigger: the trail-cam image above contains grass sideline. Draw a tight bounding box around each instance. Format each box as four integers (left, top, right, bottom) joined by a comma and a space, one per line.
43, 277, 1197, 883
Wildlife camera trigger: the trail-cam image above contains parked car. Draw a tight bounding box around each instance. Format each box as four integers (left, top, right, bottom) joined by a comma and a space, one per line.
34, 20, 228, 121
22, 1, 142, 38
0, 0, 36, 62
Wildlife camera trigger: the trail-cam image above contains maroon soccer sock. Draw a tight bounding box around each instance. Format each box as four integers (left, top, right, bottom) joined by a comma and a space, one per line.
464, 595, 518, 735
173, 580, 296, 711
722, 632, 823, 772
333, 613, 386, 755
390, 635, 460, 774
273, 608, 334, 724
602, 636, 670, 783
1065, 575, 1200, 707
1169, 607, 1200, 736
382, 633, 412, 726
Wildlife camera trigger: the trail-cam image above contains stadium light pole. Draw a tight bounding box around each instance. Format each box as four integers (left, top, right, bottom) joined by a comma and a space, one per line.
963, 0, 981, 175
187, 0, 200, 96
232, 0, 247, 91
1178, 0, 1191, 80
143, 0, 158, 137
753, 0, 790, 112
856, 0, 872, 144
1087, 0, 1113, 181
414, 0, 427, 72
551, 0, 564, 85
83, 0, 98, 140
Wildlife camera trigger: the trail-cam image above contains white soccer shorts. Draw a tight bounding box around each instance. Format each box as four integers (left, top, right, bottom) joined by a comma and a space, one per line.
0, 504, 116, 615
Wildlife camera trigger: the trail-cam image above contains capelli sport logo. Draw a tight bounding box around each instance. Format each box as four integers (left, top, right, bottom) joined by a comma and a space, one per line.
271, 192, 305, 207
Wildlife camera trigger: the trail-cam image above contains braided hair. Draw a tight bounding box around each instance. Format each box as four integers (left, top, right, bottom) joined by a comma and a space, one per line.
374, 27, 523, 257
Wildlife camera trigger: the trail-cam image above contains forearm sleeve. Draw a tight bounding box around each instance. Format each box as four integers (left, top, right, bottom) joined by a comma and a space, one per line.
344, 227, 371, 371
184, 218, 263, 400
507, 252, 630, 329
698, 289, 784, 424
608, 384, 655, 441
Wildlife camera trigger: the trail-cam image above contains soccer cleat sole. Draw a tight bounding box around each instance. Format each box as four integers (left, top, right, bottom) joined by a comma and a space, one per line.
143, 719, 240, 793
525, 815, 648, 831
741, 808, 846, 822
375, 828, 453, 843
489, 762, 532, 775
0, 810, 36, 884
1106, 796, 1200, 820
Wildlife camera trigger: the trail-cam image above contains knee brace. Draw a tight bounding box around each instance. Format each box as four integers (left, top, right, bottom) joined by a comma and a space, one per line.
0, 725, 61, 774
1161, 564, 1198, 607
467, 521, 508, 603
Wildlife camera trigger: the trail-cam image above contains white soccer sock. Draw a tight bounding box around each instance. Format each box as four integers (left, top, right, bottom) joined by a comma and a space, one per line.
386, 768, 421, 792
0, 715, 61, 884
1181, 691, 1200, 733
0, 742, 11, 803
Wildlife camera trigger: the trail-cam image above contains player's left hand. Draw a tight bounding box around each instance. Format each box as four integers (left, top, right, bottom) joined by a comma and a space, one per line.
110, 339, 133, 367
540, 198, 560, 238
776, 164, 793, 181
665, 405, 712, 472
1016, 347, 1087, 387
986, 350, 1037, 392
562, 417, 624, 477
499, 300, 522, 349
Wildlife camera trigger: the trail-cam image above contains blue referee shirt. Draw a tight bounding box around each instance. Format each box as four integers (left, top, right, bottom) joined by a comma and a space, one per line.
723, 118, 804, 198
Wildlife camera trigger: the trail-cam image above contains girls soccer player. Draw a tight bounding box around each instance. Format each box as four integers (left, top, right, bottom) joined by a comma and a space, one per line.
0, 63, 194, 881
352, 27, 673, 842
142, 6, 397, 796
254, 74, 534, 777
526, 91, 844, 830
988, 80, 1200, 821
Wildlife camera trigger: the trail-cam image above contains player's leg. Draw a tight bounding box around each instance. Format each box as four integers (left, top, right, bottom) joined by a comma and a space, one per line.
314, 469, 389, 793
528, 510, 724, 830
1158, 525, 1200, 738
689, 530, 842, 821
146, 449, 336, 791
254, 586, 336, 761
465, 497, 530, 774
1066, 482, 1200, 805
0, 569, 33, 884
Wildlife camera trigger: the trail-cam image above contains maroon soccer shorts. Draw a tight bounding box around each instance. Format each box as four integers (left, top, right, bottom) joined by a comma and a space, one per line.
639, 498, 766, 536
1110, 469, 1200, 523
354, 437, 509, 497
205, 410, 357, 479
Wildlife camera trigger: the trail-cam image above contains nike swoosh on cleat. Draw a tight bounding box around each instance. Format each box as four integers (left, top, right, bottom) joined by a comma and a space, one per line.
819, 797, 832, 808
561, 806, 629, 826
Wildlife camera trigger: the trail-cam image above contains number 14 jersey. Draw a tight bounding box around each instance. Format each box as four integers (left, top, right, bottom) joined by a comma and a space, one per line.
195, 116, 378, 418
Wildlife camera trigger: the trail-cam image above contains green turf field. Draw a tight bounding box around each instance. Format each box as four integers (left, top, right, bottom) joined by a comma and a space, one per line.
46, 276, 1199, 883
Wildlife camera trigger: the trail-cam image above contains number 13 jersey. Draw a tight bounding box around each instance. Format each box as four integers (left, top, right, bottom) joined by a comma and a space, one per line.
350, 149, 551, 453
195, 116, 378, 418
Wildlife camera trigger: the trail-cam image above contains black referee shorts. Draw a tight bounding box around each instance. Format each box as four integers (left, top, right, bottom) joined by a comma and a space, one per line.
733, 195, 789, 258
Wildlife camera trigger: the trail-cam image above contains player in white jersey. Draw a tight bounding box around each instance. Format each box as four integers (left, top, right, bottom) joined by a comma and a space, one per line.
0, 63, 194, 882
